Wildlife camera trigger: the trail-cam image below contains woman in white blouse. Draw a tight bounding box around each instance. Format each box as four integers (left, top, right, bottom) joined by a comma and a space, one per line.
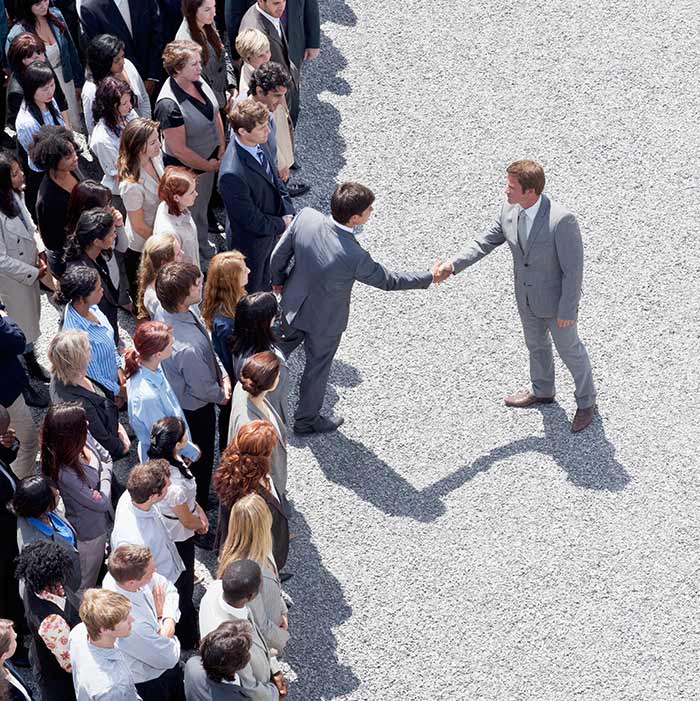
82, 33, 150, 138
153, 166, 200, 269
116, 118, 164, 305
88, 77, 136, 200
148, 415, 208, 650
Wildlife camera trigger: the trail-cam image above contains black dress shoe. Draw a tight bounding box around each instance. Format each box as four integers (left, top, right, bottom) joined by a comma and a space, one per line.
280, 572, 293, 582
287, 181, 310, 198
23, 350, 50, 383
294, 415, 344, 435
23, 383, 48, 408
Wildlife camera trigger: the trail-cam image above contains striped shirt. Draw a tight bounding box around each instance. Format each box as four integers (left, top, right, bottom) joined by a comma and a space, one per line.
63, 304, 121, 394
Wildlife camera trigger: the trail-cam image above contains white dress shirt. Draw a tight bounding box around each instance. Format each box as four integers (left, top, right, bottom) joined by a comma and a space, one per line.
519, 196, 542, 240
255, 4, 282, 36
113, 0, 133, 34
330, 217, 353, 233
102, 572, 181, 684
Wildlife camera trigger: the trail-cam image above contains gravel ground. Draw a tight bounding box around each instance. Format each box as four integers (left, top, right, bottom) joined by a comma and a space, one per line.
25, 0, 700, 699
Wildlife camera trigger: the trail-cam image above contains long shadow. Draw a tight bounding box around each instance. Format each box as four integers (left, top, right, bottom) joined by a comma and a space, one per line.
284, 504, 358, 700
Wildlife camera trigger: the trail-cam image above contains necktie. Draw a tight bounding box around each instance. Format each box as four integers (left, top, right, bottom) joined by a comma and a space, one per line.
256, 146, 272, 178
517, 209, 528, 252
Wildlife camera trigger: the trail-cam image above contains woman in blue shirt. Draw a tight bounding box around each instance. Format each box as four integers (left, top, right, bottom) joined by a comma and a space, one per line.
55, 265, 124, 402
124, 320, 200, 464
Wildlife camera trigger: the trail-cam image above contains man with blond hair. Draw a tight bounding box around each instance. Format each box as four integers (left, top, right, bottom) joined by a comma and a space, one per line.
68, 588, 140, 700
434, 160, 596, 432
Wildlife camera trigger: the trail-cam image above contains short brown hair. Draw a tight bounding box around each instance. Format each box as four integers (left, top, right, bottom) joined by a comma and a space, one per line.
162, 40, 201, 76
200, 620, 252, 682
107, 544, 153, 583
229, 98, 269, 135
158, 166, 196, 216
126, 460, 170, 504
79, 589, 131, 640
506, 160, 545, 195
155, 262, 201, 312
330, 182, 375, 224
239, 351, 280, 397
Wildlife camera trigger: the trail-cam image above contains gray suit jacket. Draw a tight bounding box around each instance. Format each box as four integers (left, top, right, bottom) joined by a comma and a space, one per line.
451, 194, 584, 320
184, 656, 247, 701
270, 207, 433, 336
227, 383, 288, 495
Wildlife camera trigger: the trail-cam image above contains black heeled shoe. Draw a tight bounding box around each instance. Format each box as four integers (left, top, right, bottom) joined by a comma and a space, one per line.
23, 350, 50, 383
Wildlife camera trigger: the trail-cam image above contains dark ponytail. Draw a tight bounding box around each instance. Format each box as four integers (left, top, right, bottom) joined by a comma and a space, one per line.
147, 416, 192, 479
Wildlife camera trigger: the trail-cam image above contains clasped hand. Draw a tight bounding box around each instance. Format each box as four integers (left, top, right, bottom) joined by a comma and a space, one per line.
430, 260, 454, 284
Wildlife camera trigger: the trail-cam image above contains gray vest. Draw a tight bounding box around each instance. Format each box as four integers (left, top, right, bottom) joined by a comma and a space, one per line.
157, 78, 219, 160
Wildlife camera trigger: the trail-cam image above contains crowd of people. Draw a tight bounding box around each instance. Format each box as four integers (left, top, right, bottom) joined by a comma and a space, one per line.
0, 0, 599, 699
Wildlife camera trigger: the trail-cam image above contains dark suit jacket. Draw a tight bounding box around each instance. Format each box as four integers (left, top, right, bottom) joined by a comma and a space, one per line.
218, 140, 294, 292
225, 0, 319, 66
3, 662, 36, 701
184, 656, 247, 701
80, 0, 163, 81
0, 314, 28, 407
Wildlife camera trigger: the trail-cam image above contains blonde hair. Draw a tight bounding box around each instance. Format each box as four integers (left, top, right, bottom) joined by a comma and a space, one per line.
217, 493, 273, 578
47, 329, 90, 384
136, 233, 179, 319
235, 28, 270, 62
0, 618, 14, 659
201, 251, 247, 329
117, 118, 160, 184
79, 589, 131, 640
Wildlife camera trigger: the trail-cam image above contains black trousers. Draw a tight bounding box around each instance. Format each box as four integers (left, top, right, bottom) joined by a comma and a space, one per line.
124, 248, 142, 315
174, 537, 199, 650
183, 403, 217, 509
218, 397, 231, 454
135, 664, 185, 701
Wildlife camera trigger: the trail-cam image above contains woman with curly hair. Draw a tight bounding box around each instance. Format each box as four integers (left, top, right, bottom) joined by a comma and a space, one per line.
63, 208, 120, 341
218, 493, 288, 654
136, 233, 183, 320
5, 0, 84, 129
117, 118, 164, 304
89, 77, 136, 200
32, 125, 82, 275
40, 403, 113, 592
213, 419, 288, 569
15, 540, 80, 700
82, 33, 150, 137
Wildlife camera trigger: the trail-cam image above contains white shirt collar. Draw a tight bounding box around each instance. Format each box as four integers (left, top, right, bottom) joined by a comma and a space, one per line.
331, 217, 354, 233
219, 597, 249, 619
256, 4, 281, 34
521, 196, 542, 221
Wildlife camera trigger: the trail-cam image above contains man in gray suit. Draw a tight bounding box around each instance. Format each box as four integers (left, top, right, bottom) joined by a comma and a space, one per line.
270, 182, 438, 434
434, 160, 596, 432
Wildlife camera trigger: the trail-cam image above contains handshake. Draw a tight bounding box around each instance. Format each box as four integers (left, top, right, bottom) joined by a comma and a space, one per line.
431, 260, 454, 285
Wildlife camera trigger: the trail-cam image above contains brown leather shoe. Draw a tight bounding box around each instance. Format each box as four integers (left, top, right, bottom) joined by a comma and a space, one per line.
504, 390, 555, 408
571, 405, 596, 433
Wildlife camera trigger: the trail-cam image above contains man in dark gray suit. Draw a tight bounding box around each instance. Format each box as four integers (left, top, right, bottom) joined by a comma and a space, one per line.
434, 160, 596, 433
271, 182, 438, 434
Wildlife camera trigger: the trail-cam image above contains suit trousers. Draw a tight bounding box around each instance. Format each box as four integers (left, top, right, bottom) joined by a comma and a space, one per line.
518, 304, 596, 409
6, 393, 39, 478
135, 663, 185, 701
183, 403, 217, 509
174, 536, 200, 650
191, 170, 217, 268
276, 318, 342, 427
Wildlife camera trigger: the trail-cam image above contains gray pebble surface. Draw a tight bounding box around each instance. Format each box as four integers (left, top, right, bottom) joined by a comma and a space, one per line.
25, 0, 700, 699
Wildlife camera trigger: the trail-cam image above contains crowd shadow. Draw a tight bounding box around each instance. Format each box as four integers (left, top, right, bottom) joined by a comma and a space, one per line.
284, 503, 358, 700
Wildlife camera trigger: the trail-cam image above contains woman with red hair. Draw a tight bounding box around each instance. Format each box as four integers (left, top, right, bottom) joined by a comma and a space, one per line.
124, 320, 200, 464
213, 419, 288, 570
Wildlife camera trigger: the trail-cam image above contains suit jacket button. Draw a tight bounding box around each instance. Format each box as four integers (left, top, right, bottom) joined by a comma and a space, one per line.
524, 263, 529, 267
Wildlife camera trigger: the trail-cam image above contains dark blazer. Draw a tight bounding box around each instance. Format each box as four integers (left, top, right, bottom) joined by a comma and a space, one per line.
3, 662, 36, 701
49, 377, 126, 461
184, 656, 247, 701
0, 314, 28, 408
80, 0, 163, 81
225, 0, 319, 67
218, 139, 294, 292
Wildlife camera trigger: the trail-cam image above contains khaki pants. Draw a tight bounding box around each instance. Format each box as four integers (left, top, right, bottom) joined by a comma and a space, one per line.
6, 393, 39, 478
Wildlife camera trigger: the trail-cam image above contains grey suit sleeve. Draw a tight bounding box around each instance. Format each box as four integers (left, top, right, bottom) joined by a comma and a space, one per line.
269, 218, 297, 285
355, 250, 433, 291
553, 213, 584, 320
450, 207, 507, 274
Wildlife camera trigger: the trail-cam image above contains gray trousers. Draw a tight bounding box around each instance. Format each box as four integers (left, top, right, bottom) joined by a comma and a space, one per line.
78, 532, 107, 594
276, 318, 342, 428
519, 304, 596, 409
190, 170, 217, 267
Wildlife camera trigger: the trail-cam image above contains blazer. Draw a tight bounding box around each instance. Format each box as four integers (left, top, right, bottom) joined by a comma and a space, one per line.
270, 207, 433, 337
3, 661, 36, 701
0, 314, 28, 407
451, 194, 584, 320
0, 450, 19, 559
49, 377, 126, 461
218, 139, 294, 288
247, 560, 288, 654
79, 0, 163, 82
184, 656, 247, 701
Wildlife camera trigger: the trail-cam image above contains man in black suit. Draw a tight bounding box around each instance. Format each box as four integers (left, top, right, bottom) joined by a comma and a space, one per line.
219, 98, 294, 293
79, 0, 164, 96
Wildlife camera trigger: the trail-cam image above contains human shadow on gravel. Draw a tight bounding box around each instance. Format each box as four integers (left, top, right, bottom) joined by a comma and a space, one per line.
425, 404, 630, 496
284, 503, 358, 700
